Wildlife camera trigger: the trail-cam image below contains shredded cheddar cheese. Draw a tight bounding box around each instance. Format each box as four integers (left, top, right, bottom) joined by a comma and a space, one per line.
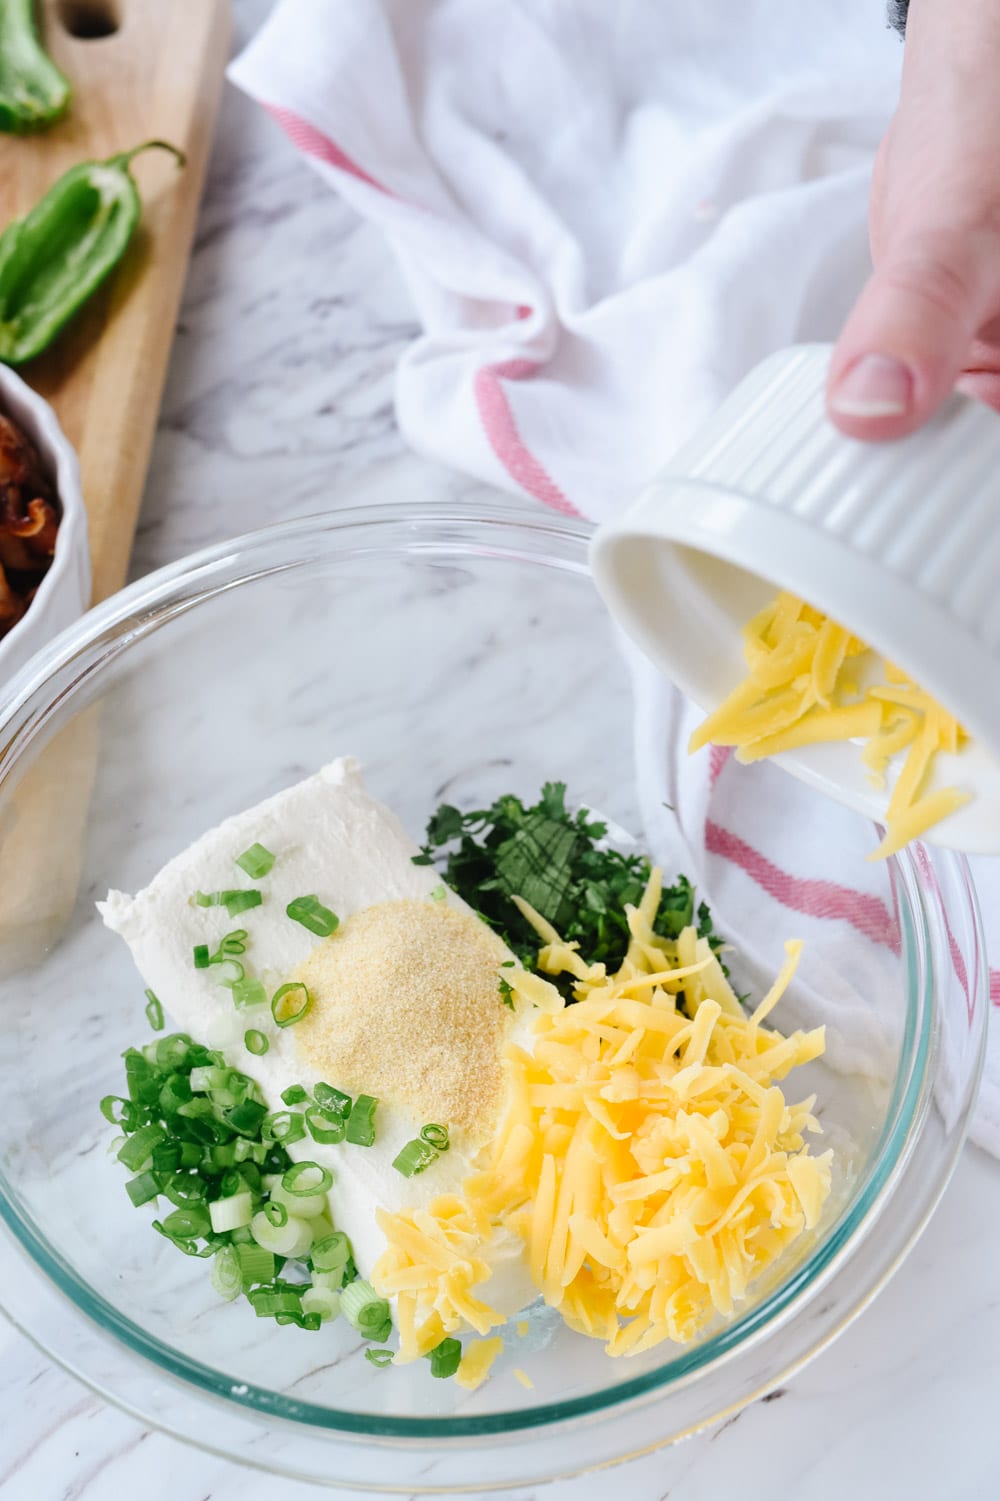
372, 868, 832, 1370
455, 1336, 504, 1390
689, 591, 969, 858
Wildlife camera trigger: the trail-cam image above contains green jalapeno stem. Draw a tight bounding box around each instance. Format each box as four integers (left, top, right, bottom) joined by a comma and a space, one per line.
0, 0, 71, 134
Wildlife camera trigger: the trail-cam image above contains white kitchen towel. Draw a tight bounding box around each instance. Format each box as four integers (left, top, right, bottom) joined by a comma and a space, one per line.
230, 0, 1000, 1153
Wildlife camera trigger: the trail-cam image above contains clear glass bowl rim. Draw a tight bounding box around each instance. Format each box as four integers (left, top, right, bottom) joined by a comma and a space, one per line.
0, 502, 987, 1461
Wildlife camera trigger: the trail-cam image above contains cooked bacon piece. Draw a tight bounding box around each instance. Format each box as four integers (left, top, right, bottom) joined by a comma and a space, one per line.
0, 413, 62, 643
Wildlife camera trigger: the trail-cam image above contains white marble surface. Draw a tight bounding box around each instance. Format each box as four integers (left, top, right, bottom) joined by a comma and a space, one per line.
3, 2, 1000, 1497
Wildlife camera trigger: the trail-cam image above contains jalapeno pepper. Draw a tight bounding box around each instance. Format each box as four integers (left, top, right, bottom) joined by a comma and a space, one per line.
0, 0, 71, 133
0, 139, 185, 367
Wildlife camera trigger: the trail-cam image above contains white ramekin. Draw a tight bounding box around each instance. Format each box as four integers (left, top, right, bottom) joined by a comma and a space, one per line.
591, 344, 1000, 853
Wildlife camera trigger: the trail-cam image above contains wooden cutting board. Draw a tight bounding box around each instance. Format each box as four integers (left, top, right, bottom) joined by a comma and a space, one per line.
0, 0, 231, 976
4, 0, 232, 604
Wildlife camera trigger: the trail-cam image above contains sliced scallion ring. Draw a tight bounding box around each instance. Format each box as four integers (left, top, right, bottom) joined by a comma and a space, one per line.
281, 1161, 332, 1197
244, 1029, 269, 1056
392, 1137, 439, 1177
286, 895, 339, 938
271, 982, 311, 1028
365, 1347, 395, 1367
310, 1230, 351, 1272
211, 1245, 242, 1302
220, 889, 262, 919
144, 989, 164, 1031
419, 1123, 450, 1152
344, 1093, 377, 1147
305, 1104, 346, 1144
264, 1200, 288, 1228
213, 958, 244, 988
232, 977, 266, 1011
262, 1109, 306, 1145
236, 842, 275, 879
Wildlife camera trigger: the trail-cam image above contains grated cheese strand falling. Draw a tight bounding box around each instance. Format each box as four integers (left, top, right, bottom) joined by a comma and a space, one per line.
689, 590, 970, 858
372, 869, 832, 1367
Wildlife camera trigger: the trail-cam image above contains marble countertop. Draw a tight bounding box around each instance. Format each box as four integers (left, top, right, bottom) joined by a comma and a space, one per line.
3, 4, 1000, 1498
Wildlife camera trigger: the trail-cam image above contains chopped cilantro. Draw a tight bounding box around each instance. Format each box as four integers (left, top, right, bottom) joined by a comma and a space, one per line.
416, 782, 727, 1000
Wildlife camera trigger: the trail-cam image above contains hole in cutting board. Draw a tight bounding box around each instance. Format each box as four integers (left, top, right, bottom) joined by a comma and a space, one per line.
58, 0, 120, 38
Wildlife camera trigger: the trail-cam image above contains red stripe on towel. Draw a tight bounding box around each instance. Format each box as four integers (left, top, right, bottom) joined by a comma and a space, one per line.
705, 819, 900, 953
473, 359, 580, 516
264, 104, 393, 195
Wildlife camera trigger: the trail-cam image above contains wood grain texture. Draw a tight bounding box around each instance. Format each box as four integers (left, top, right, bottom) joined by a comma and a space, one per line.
2, 0, 232, 603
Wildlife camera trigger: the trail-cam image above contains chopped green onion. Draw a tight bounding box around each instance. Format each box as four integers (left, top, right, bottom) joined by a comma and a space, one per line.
244, 1029, 269, 1056
211, 1245, 242, 1302
226, 1100, 267, 1136
155, 1035, 191, 1070
281, 1161, 332, 1197
219, 1169, 243, 1198
281, 1084, 309, 1105
209, 1191, 254, 1234
162, 1205, 211, 1240
340, 1278, 391, 1339
392, 1138, 439, 1178
310, 1230, 351, 1272
365, 1347, 395, 1367
420, 1123, 450, 1152
430, 884, 446, 902
151, 1141, 181, 1174
248, 1286, 306, 1318
117, 1123, 167, 1171
189, 1064, 228, 1094
271, 982, 311, 1028
232, 977, 267, 1011
310, 1266, 347, 1292
144, 989, 164, 1031
305, 1104, 346, 1145
235, 1242, 275, 1288
236, 842, 275, 879
427, 1337, 462, 1379
193, 944, 210, 969
345, 1094, 378, 1147
264, 1200, 288, 1228
193, 890, 219, 907
286, 895, 339, 938
100, 1094, 134, 1127
220, 889, 263, 919
263, 1109, 306, 1145
313, 1082, 352, 1118
159, 1172, 208, 1207
250, 1209, 313, 1259
158, 1075, 192, 1114
125, 1170, 160, 1207
301, 1285, 341, 1322
269, 1179, 328, 1220
213, 958, 245, 988
212, 930, 248, 959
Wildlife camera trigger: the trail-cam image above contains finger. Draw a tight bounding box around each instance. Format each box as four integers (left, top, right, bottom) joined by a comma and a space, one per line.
827, 229, 992, 439
955, 370, 1000, 410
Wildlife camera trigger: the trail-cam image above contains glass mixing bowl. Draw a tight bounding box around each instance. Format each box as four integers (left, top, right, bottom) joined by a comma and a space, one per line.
0, 504, 986, 1492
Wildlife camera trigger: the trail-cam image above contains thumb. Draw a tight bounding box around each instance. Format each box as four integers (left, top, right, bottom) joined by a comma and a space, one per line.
827, 228, 991, 439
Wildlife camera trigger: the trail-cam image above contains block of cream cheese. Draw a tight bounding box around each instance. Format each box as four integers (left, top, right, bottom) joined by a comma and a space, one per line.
99, 757, 534, 1313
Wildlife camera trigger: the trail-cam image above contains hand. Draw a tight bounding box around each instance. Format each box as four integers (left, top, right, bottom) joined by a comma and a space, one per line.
827, 0, 1000, 437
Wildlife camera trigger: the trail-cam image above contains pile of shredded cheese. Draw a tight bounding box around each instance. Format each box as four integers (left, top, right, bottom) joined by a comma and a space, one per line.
373, 869, 832, 1371
689, 591, 969, 858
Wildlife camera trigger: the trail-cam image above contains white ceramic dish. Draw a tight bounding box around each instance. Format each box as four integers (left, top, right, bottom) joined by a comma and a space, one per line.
0, 365, 90, 681
591, 344, 1000, 855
